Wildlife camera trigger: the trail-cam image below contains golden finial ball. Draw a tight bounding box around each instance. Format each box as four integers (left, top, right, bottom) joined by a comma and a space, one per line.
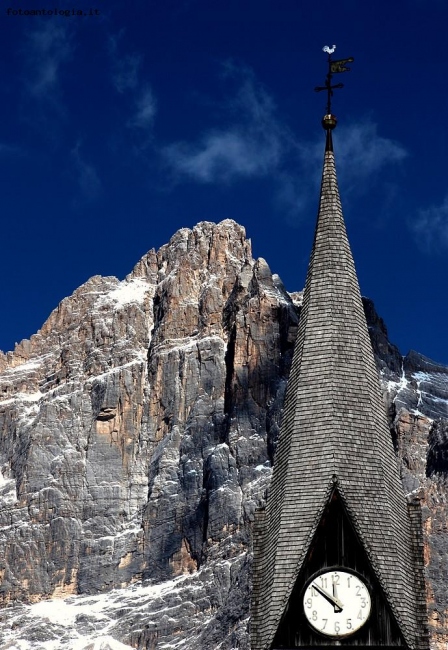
322, 114, 337, 130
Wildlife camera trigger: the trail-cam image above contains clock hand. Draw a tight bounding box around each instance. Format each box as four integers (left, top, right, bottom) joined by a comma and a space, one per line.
312, 582, 344, 611
333, 581, 342, 614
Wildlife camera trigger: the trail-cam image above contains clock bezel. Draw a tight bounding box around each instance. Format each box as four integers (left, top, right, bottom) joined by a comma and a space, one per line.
302, 566, 372, 639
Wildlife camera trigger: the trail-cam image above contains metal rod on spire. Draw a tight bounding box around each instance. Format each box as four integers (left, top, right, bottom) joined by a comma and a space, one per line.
315, 45, 354, 131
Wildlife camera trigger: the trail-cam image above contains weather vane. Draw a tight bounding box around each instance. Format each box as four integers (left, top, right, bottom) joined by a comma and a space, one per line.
315, 45, 354, 128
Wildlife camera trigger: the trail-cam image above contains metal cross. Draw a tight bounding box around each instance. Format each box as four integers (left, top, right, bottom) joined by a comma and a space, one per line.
315, 45, 354, 114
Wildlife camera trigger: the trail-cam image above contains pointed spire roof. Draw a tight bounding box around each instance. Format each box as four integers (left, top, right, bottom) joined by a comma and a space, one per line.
251, 128, 420, 649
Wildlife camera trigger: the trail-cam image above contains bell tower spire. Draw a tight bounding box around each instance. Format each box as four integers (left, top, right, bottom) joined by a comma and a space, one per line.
250, 49, 428, 650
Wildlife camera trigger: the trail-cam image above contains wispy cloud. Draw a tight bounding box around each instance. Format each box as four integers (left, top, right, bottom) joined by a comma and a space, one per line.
164, 129, 280, 182
161, 65, 407, 225
127, 87, 157, 129
335, 122, 407, 184
410, 195, 448, 252
277, 120, 408, 224
297, 121, 407, 188
71, 142, 102, 203
24, 23, 73, 101
108, 33, 156, 138
163, 65, 290, 183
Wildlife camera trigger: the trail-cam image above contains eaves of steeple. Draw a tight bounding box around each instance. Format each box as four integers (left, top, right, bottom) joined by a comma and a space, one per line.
251, 127, 423, 650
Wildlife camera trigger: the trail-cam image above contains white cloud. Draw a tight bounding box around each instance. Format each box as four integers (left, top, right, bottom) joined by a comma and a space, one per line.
108, 34, 156, 139
273, 120, 408, 224
297, 121, 407, 187
164, 129, 280, 182
273, 119, 407, 225
24, 23, 73, 99
410, 195, 448, 252
161, 64, 408, 226
163, 66, 289, 183
335, 122, 407, 182
128, 87, 157, 129
161, 63, 408, 228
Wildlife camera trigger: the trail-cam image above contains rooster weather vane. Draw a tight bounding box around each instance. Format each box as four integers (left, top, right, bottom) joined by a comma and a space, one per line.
315, 45, 354, 115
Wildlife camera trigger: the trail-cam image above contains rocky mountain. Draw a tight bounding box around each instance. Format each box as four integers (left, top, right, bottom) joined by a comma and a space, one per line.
0, 220, 447, 650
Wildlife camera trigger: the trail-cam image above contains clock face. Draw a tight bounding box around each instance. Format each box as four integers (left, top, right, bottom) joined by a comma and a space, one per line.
303, 569, 371, 638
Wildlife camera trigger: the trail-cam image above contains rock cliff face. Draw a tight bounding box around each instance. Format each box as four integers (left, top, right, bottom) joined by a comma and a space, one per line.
0, 220, 447, 649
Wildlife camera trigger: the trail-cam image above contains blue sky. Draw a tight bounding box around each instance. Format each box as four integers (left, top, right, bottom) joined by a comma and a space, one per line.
1, 0, 447, 364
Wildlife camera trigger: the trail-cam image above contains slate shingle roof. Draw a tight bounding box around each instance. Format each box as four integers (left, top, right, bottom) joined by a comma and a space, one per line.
251, 130, 420, 650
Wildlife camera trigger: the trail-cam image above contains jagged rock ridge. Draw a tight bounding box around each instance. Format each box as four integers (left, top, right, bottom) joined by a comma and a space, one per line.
0, 220, 447, 649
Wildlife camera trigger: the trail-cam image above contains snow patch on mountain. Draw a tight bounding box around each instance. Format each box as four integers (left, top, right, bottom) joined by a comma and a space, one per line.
0, 467, 17, 507
1, 352, 56, 375
413, 370, 448, 418
0, 390, 43, 407
0, 564, 225, 650
97, 278, 150, 310
386, 366, 409, 396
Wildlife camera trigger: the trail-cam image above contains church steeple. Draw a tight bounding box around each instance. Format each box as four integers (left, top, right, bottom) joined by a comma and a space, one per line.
251, 51, 428, 650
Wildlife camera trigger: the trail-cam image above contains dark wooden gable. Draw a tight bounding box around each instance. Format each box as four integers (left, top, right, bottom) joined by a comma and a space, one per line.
272, 487, 407, 648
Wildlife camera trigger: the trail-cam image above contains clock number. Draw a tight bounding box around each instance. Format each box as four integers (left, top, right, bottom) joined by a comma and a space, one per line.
306, 598, 312, 609
356, 585, 361, 596
346, 618, 352, 630
332, 573, 340, 586
311, 586, 317, 597
320, 576, 328, 588
312, 611, 318, 622
322, 619, 327, 630
361, 597, 367, 608
334, 621, 340, 634
357, 610, 363, 621
347, 575, 351, 588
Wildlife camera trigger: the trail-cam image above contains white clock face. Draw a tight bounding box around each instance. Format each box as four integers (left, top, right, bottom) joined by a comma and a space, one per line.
303, 569, 371, 638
